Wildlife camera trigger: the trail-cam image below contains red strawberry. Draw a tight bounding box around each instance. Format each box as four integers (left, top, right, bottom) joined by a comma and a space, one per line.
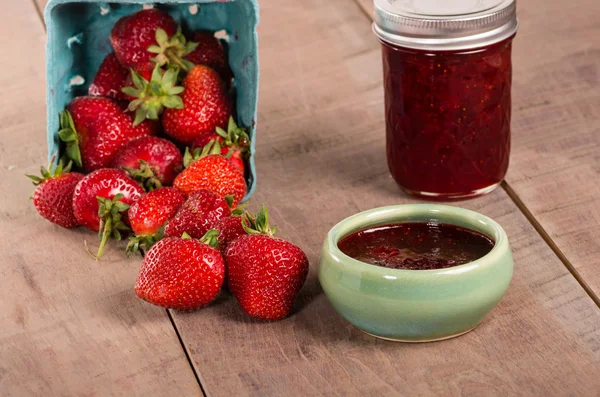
111, 136, 183, 190
110, 8, 177, 72
135, 231, 225, 310
174, 141, 246, 207
88, 53, 130, 101
27, 158, 84, 228
214, 209, 246, 254
164, 189, 231, 239
185, 31, 233, 83
59, 97, 157, 172
192, 117, 251, 173
226, 206, 309, 320
162, 65, 230, 144
126, 187, 186, 254
73, 169, 145, 257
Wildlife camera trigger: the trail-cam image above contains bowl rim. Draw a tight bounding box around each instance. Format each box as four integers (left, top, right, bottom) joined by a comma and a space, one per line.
325, 204, 509, 276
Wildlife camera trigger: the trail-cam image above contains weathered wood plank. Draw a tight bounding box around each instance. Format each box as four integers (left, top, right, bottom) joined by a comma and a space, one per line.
507, 0, 600, 296
0, 0, 201, 395
167, 0, 600, 396
355, 0, 372, 18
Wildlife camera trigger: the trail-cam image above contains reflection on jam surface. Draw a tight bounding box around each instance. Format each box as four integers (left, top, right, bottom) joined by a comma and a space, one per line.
337, 223, 494, 270
382, 38, 514, 198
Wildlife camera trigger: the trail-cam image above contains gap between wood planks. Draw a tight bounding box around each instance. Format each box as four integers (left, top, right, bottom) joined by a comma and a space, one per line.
168, 310, 209, 397
502, 182, 600, 308
349, 0, 600, 308
31, 0, 45, 30
31, 0, 210, 392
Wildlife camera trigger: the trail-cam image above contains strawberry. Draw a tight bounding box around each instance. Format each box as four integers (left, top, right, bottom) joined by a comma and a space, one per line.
88, 53, 130, 101
73, 169, 145, 257
135, 231, 225, 310
163, 189, 231, 239
162, 65, 230, 144
175, 141, 246, 207
213, 206, 247, 254
226, 206, 309, 320
126, 187, 185, 254
111, 136, 183, 191
185, 31, 233, 83
121, 65, 184, 126
110, 8, 177, 73
58, 97, 157, 172
192, 117, 251, 173
26, 157, 84, 228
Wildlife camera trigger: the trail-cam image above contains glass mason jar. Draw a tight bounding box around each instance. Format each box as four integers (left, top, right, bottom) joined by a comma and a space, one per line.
373, 0, 519, 200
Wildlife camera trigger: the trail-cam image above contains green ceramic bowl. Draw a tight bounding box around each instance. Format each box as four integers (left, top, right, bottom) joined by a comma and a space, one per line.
318, 204, 513, 342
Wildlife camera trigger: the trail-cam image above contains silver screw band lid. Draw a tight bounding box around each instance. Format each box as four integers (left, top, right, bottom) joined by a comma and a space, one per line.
373, 0, 518, 51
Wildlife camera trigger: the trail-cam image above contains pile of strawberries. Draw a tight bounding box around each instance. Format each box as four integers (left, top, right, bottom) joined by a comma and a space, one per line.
27, 8, 309, 321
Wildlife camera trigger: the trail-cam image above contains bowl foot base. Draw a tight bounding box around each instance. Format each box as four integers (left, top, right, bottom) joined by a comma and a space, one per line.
360, 325, 478, 343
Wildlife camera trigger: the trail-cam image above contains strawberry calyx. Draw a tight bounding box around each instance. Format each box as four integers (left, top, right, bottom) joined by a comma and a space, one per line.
148, 26, 198, 72
183, 139, 224, 168
122, 64, 184, 126
231, 203, 247, 216
126, 224, 164, 256
216, 117, 252, 159
26, 153, 72, 187
181, 230, 220, 249
57, 110, 83, 168
241, 205, 277, 237
96, 193, 131, 259
123, 160, 163, 192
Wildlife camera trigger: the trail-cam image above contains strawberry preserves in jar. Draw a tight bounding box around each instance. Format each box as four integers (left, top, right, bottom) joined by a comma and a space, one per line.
373, 0, 519, 200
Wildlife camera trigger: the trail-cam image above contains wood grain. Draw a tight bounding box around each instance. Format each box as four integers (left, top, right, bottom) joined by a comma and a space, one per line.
507, 0, 600, 296
167, 0, 600, 396
0, 0, 201, 395
355, 0, 373, 18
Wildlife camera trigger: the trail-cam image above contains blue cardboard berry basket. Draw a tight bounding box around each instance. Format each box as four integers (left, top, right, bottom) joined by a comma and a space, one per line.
44, 0, 260, 201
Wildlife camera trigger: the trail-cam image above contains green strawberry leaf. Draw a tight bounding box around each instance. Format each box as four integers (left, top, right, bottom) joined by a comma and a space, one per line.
199, 230, 220, 249
241, 205, 277, 237
58, 110, 82, 168
126, 64, 185, 126
148, 25, 199, 72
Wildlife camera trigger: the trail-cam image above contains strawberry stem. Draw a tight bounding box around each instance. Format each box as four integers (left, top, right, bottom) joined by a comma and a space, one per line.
97, 217, 112, 259
148, 26, 198, 73
199, 230, 220, 249
96, 194, 131, 259
217, 117, 252, 159
241, 205, 276, 237
26, 153, 72, 187
123, 64, 185, 126
123, 160, 163, 192
183, 139, 223, 168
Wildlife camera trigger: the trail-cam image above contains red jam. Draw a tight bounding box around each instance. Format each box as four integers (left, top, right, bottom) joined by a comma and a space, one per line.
337, 222, 494, 270
382, 37, 514, 199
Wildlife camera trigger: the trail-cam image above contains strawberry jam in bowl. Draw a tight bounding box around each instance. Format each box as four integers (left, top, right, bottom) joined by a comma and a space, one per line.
373, 0, 519, 200
318, 205, 513, 342
337, 222, 494, 271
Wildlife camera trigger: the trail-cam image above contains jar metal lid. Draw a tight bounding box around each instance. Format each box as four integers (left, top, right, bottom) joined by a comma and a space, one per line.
373, 0, 518, 51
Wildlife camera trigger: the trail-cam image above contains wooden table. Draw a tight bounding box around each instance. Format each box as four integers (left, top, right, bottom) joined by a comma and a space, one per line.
2, 0, 599, 395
